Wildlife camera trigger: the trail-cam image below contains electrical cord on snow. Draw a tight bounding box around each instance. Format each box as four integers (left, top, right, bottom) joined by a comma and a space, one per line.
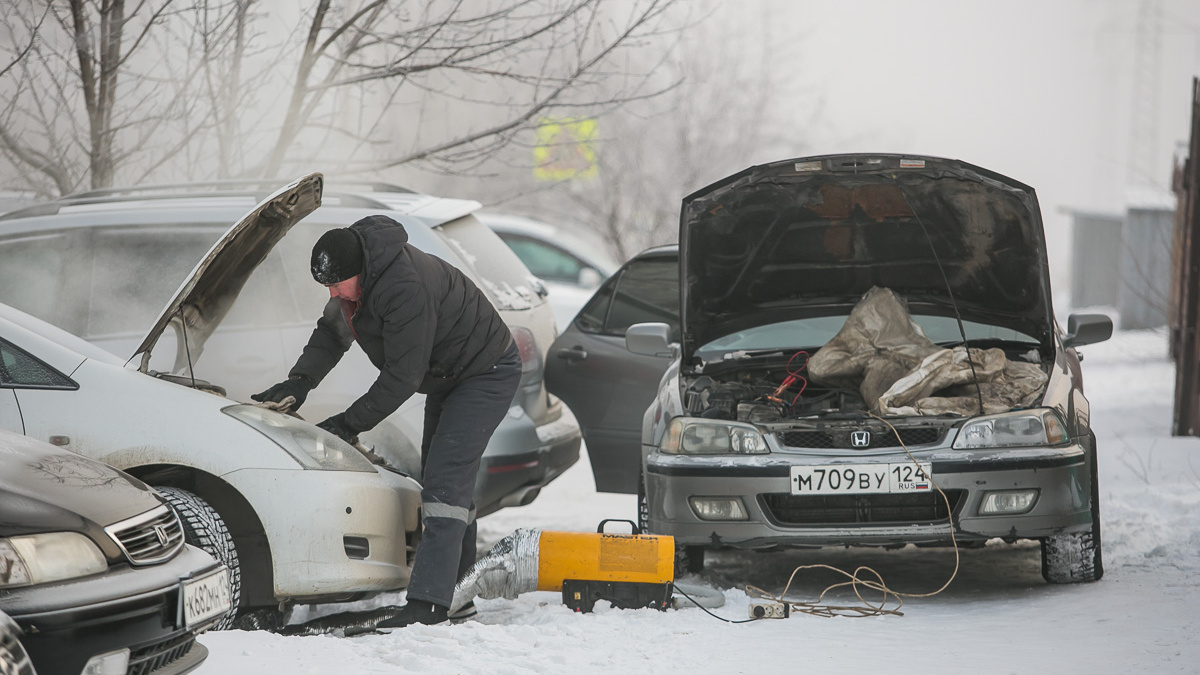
670, 583, 761, 624
739, 415, 960, 619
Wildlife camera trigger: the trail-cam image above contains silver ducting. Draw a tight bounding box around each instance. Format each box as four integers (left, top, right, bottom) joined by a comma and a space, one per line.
450, 528, 543, 613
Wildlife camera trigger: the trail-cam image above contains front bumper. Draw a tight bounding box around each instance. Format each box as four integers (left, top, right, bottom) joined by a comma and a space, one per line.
1, 545, 222, 675
222, 466, 421, 602
645, 445, 1093, 548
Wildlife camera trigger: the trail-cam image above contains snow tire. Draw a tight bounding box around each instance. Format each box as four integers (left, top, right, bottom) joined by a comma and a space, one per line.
157, 486, 242, 629
675, 545, 705, 576
232, 606, 292, 632
1041, 432, 1104, 583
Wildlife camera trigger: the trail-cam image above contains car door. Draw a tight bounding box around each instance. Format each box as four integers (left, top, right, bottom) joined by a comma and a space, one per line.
0, 388, 20, 434
545, 250, 678, 494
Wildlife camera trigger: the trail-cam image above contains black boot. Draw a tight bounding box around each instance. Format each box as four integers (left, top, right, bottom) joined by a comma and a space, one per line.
376, 600, 449, 629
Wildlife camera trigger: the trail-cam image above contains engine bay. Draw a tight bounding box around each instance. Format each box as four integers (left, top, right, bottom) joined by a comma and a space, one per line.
683, 340, 1050, 425
684, 368, 865, 423
682, 288, 1052, 422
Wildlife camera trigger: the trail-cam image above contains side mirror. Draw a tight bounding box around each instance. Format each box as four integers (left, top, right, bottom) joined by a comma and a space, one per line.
577, 267, 602, 289
1063, 313, 1113, 348
626, 322, 675, 358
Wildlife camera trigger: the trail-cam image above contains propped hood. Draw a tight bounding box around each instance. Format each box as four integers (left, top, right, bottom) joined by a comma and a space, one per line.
679, 154, 1054, 362
133, 173, 323, 372
0, 429, 160, 536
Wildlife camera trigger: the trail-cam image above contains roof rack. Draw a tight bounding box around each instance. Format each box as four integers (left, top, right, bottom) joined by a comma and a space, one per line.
63, 179, 415, 201
0, 178, 480, 224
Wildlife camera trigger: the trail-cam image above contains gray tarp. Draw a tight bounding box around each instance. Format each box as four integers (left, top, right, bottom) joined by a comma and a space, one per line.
807, 287, 1047, 416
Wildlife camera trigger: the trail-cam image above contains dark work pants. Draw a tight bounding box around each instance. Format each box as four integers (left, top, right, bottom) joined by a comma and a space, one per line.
406, 343, 522, 608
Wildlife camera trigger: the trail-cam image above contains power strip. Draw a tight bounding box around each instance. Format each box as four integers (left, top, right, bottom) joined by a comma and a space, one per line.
749, 602, 790, 619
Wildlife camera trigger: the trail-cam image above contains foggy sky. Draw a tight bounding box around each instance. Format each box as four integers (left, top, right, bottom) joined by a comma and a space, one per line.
762, 0, 1200, 309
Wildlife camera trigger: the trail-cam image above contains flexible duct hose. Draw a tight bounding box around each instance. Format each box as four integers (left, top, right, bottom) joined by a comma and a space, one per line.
451, 528, 543, 613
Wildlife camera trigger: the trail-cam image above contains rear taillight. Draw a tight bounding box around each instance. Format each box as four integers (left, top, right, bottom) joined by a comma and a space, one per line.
511, 326, 540, 376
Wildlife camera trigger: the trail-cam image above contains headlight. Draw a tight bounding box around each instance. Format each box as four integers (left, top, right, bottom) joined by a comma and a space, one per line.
0, 532, 106, 588
222, 405, 376, 472
953, 409, 1069, 449
662, 418, 769, 455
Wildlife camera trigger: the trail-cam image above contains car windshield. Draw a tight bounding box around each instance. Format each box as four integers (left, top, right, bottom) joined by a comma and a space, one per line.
696, 315, 1040, 357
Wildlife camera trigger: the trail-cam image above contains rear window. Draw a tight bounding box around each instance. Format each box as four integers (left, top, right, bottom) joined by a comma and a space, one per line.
435, 215, 540, 310
0, 232, 83, 330
87, 226, 221, 336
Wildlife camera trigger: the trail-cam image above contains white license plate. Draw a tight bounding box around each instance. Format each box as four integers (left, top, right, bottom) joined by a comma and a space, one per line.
181, 567, 231, 629
790, 462, 933, 495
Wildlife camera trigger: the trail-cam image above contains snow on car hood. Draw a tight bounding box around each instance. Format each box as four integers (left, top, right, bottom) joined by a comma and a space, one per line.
679, 154, 1054, 363
133, 173, 324, 372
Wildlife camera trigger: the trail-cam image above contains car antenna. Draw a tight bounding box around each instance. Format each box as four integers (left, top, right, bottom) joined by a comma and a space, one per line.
178, 307, 198, 389
900, 190, 986, 414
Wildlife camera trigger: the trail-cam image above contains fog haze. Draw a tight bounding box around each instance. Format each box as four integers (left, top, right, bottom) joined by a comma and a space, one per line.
772, 0, 1200, 305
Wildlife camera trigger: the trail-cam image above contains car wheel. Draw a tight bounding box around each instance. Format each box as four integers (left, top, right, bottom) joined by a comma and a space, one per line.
157, 487, 242, 629
675, 545, 705, 576
232, 606, 292, 632
1041, 432, 1103, 583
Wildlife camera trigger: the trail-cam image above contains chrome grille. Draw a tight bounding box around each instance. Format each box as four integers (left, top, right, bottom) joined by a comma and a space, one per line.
105, 504, 185, 566
777, 426, 945, 450
128, 633, 195, 675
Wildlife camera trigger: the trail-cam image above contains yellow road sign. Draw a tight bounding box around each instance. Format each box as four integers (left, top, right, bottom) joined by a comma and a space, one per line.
533, 118, 598, 181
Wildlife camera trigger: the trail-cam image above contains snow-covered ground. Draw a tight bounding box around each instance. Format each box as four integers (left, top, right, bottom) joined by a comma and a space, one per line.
198, 328, 1200, 674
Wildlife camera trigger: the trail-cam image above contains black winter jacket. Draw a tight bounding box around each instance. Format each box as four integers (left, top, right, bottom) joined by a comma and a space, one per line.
289, 215, 513, 432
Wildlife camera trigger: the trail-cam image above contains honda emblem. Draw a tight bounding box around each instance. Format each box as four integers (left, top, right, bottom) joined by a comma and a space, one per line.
850, 430, 871, 447
153, 524, 169, 547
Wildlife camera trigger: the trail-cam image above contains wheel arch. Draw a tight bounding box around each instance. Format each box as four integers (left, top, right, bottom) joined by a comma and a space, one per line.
127, 463, 277, 607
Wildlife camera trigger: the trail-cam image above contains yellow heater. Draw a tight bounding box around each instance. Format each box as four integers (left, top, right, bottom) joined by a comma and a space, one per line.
531, 520, 675, 613
535, 529, 675, 591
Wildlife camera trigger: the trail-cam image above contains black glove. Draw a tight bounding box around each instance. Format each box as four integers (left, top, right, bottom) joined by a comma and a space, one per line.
251, 375, 315, 410
317, 413, 359, 444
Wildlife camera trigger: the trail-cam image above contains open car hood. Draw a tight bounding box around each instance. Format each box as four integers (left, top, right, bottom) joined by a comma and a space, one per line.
133, 173, 324, 372
679, 154, 1055, 362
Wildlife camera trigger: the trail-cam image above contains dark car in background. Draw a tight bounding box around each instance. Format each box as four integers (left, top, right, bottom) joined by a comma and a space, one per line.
545, 245, 678, 493
550, 154, 1113, 584
0, 428, 228, 675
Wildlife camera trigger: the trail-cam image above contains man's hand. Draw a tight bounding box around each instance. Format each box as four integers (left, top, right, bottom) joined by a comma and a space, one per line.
251, 375, 315, 410
317, 413, 359, 444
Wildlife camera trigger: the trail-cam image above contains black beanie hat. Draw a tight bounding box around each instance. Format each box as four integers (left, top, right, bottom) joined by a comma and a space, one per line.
311, 228, 363, 284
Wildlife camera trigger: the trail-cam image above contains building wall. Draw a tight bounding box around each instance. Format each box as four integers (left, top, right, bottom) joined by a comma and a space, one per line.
1070, 212, 1123, 310
1119, 207, 1176, 329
